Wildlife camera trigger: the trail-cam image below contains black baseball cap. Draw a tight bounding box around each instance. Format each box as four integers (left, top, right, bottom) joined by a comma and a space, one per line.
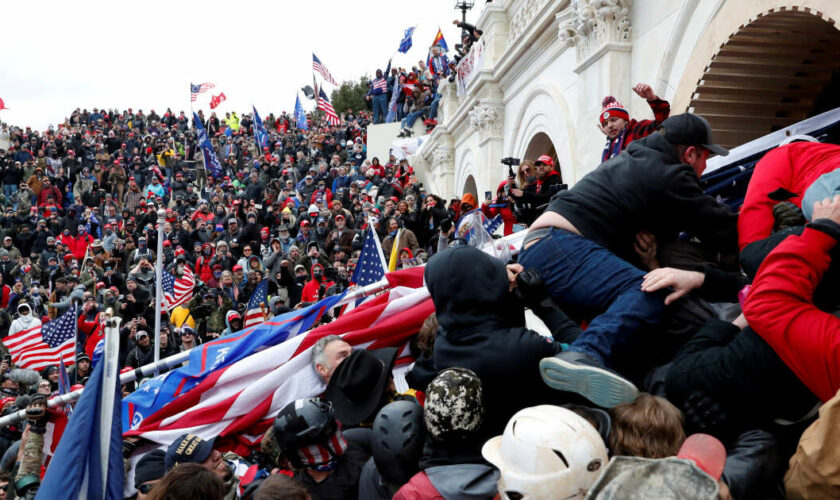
659, 113, 728, 157
164, 433, 216, 470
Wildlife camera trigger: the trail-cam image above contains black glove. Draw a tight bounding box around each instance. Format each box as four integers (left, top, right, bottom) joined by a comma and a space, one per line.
683, 390, 730, 434
772, 201, 806, 232
25, 394, 47, 434
515, 268, 549, 304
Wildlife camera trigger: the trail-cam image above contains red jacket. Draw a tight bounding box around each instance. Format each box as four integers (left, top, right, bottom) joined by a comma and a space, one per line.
738, 142, 840, 250
78, 310, 103, 359
61, 233, 94, 261
309, 188, 333, 206
744, 224, 840, 402
301, 264, 334, 303
482, 182, 517, 236
37, 186, 62, 206
393, 471, 444, 500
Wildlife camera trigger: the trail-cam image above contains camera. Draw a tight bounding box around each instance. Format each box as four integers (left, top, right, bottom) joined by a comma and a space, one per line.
500, 157, 520, 167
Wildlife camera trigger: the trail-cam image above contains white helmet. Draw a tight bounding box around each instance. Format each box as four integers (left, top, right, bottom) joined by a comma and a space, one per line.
482, 405, 608, 500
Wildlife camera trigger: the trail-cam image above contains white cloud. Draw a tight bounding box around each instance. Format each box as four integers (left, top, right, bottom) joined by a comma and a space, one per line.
1, 0, 483, 130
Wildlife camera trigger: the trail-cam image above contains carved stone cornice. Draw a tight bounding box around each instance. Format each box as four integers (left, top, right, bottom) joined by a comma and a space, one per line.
509, 0, 552, 43
558, 0, 632, 66
468, 103, 504, 142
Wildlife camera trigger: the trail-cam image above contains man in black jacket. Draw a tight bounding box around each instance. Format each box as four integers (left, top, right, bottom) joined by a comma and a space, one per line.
519, 113, 737, 408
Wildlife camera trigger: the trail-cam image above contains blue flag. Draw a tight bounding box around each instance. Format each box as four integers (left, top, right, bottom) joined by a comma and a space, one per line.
58, 358, 73, 415
294, 96, 309, 130
123, 292, 345, 431
86, 211, 102, 239
386, 83, 402, 123
37, 356, 123, 499
193, 112, 223, 179
399, 26, 415, 53
252, 106, 269, 152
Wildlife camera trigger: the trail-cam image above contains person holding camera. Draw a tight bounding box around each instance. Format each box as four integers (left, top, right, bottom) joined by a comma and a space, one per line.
481, 181, 517, 236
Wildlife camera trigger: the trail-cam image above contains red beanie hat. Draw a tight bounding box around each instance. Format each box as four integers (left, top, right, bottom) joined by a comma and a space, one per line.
600, 96, 629, 125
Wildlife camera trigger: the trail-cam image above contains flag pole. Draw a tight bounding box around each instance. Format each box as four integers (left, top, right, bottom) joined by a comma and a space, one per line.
98, 309, 121, 498
73, 302, 79, 365
153, 209, 165, 374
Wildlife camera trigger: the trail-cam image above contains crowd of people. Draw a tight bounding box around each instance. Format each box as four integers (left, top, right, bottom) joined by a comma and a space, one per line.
0, 71, 838, 499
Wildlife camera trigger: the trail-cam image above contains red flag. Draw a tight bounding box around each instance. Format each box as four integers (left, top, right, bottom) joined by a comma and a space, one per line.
0, 97, 6, 111
209, 93, 227, 110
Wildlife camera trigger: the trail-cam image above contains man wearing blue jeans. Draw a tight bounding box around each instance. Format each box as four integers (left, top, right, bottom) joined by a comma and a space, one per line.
518, 113, 737, 408
366, 65, 391, 124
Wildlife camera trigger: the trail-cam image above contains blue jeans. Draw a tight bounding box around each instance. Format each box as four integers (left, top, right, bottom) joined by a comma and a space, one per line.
401, 110, 425, 130
372, 94, 388, 124
3, 184, 18, 201
518, 228, 664, 366
429, 95, 441, 119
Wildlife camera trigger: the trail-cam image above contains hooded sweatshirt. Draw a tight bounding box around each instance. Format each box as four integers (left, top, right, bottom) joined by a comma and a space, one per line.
301, 263, 334, 303
8, 304, 41, 337
422, 246, 565, 442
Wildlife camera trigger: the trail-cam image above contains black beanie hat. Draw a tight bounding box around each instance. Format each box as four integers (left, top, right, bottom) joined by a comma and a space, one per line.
134, 449, 166, 487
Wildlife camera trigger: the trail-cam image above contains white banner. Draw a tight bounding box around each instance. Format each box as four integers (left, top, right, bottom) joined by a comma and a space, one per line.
456, 38, 486, 97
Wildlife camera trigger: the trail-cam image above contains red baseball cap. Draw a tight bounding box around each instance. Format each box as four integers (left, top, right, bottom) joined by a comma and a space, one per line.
535, 155, 555, 167
233, 264, 243, 272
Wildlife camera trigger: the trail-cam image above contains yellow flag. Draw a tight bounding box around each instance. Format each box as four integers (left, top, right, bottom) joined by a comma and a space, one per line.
388, 229, 402, 272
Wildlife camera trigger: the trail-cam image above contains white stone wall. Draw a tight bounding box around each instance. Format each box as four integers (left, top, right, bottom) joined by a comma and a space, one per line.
411, 0, 840, 201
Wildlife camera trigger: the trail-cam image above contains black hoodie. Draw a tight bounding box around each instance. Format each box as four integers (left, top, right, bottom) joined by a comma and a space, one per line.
422, 246, 567, 442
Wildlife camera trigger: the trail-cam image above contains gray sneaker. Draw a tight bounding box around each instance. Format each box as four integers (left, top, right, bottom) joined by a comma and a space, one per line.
540, 351, 639, 408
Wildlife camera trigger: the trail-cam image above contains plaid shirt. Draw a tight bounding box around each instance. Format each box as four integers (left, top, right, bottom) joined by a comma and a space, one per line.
602, 98, 671, 162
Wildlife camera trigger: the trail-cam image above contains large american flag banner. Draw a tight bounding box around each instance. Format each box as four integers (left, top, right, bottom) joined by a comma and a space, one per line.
122, 293, 347, 433
4, 308, 77, 370
190, 82, 215, 102
317, 88, 341, 126
243, 279, 268, 328
312, 53, 338, 85
123, 268, 428, 454
162, 265, 195, 311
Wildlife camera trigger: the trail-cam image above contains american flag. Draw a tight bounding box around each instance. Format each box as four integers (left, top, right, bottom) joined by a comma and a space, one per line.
190, 82, 215, 102
4, 308, 76, 370
352, 226, 388, 286
372, 77, 388, 94
317, 88, 341, 126
243, 279, 269, 328
162, 265, 195, 311
124, 268, 430, 456
312, 53, 337, 85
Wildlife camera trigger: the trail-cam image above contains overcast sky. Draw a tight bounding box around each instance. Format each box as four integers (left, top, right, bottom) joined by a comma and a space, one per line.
1, 0, 481, 130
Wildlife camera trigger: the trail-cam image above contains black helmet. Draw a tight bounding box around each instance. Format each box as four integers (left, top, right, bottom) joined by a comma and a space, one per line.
272, 398, 337, 467
372, 400, 425, 486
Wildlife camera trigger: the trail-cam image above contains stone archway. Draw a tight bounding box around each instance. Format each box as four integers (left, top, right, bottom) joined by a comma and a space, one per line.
685, 8, 840, 149
523, 132, 559, 175
463, 175, 478, 199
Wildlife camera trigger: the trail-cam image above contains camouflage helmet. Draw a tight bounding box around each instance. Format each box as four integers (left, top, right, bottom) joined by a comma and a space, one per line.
424, 367, 484, 441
